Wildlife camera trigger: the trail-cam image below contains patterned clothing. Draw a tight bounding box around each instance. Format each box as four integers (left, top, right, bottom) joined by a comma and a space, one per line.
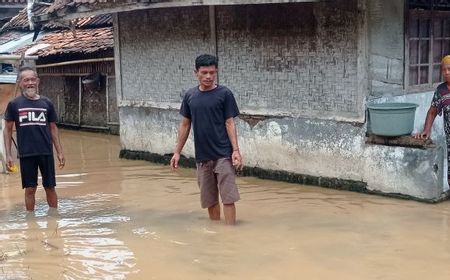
431, 82, 450, 183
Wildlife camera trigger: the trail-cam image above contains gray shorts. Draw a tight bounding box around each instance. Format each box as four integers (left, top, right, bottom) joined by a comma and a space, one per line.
196, 158, 240, 208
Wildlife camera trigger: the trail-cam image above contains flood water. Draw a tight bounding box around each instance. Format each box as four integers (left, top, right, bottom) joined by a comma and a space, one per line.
1, 130, 450, 280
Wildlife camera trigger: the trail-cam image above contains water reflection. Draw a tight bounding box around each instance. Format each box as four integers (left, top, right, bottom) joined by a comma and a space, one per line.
0, 130, 450, 279
0, 195, 135, 279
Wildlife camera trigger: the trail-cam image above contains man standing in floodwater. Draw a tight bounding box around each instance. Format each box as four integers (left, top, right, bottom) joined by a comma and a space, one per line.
170, 54, 243, 225
3, 66, 65, 211
415, 55, 450, 183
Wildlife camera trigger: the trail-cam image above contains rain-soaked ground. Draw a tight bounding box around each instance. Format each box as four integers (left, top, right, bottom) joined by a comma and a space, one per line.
1, 130, 450, 280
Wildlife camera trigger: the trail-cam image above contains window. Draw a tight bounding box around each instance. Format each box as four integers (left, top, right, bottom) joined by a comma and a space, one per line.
407, 0, 450, 87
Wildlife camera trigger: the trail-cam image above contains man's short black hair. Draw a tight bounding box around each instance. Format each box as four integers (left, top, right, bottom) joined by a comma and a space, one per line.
195, 54, 218, 70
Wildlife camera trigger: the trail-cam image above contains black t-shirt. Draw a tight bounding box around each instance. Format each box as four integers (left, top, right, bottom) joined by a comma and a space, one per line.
180, 85, 240, 162
4, 95, 57, 158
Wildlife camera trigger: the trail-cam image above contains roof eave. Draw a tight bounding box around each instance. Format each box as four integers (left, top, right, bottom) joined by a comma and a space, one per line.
33, 0, 320, 23
0, 4, 26, 8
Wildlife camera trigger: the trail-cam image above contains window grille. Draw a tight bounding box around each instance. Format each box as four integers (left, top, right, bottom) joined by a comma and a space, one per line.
407, 0, 450, 87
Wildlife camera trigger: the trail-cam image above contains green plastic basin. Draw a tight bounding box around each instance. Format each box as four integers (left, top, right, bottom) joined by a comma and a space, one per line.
367, 102, 419, 136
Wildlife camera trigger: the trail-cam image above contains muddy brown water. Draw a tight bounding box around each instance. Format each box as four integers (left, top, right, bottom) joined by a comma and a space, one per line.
1, 130, 450, 280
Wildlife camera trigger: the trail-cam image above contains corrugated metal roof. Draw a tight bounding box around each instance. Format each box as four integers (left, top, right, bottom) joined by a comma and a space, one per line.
0, 0, 26, 7
14, 27, 113, 57
0, 74, 18, 84
0, 0, 27, 3
0, 31, 36, 54
0, 30, 26, 46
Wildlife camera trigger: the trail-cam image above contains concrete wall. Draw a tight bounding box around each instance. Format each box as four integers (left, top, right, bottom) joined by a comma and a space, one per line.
120, 104, 444, 201
116, 1, 448, 201
367, 0, 448, 193
368, 0, 405, 97
376, 91, 448, 192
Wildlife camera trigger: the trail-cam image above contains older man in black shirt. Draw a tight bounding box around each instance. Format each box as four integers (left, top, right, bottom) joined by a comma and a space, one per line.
3, 66, 65, 211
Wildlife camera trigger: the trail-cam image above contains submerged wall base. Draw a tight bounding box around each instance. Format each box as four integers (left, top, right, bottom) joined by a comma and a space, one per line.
119, 149, 449, 203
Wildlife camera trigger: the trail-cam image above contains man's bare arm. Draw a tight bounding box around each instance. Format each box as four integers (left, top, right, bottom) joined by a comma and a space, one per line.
170, 117, 192, 169
3, 120, 14, 168
225, 117, 243, 170
49, 122, 65, 168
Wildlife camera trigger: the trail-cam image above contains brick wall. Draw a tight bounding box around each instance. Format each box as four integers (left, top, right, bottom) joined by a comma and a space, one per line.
368, 0, 405, 97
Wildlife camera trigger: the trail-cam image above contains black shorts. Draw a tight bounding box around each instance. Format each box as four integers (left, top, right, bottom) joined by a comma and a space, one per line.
19, 155, 56, 189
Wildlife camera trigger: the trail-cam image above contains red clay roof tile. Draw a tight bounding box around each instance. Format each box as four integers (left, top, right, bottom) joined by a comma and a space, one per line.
14, 26, 113, 57
0, 7, 111, 33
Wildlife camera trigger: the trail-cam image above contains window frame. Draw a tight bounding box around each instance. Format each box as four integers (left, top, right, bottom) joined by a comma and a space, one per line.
405, 1, 450, 91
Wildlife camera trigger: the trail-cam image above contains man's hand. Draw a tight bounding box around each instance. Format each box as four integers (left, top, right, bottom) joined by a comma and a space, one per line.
414, 130, 430, 140
6, 155, 15, 171
170, 153, 180, 170
232, 150, 243, 171
57, 152, 65, 169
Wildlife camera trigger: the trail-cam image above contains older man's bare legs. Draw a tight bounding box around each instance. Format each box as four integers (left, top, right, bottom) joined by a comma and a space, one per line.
24, 186, 57, 211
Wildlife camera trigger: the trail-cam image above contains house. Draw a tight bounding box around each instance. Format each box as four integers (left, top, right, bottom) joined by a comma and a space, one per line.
0, 6, 118, 134
0, 0, 25, 27
30, 0, 450, 201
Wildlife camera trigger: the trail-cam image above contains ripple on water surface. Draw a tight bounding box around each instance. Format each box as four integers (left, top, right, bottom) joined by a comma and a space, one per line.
0, 193, 136, 279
